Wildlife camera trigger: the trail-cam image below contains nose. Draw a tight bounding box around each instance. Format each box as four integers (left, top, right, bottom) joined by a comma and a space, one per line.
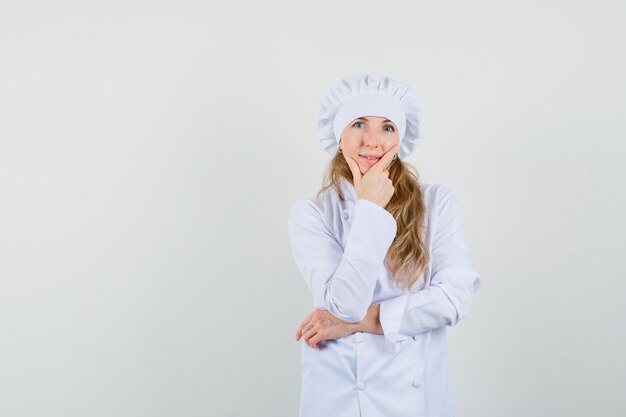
363, 126, 382, 147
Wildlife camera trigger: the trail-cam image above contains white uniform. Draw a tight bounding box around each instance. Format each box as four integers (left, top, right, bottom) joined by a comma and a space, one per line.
287, 177, 482, 417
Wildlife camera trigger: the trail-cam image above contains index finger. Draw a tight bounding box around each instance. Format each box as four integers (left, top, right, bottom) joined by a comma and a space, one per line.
369, 144, 399, 173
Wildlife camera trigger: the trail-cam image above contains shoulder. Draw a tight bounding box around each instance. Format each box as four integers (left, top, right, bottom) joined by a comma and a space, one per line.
288, 186, 341, 226
419, 182, 456, 211
288, 198, 322, 224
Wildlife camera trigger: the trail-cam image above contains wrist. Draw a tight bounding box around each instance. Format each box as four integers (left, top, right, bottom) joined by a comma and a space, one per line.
349, 321, 363, 333
358, 304, 384, 335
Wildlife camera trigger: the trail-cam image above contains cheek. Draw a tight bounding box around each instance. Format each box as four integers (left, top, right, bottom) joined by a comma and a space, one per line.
386, 137, 400, 150
342, 142, 360, 158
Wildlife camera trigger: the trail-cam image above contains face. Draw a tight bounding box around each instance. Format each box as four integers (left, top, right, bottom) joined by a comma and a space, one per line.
339, 116, 400, 175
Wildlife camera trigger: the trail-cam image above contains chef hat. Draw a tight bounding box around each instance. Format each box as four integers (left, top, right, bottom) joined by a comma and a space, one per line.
318, 74, 423, 160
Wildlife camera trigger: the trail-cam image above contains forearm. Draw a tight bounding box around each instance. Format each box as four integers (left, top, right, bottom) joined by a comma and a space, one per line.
289, 198, 398, 323
354, 304, 384, 335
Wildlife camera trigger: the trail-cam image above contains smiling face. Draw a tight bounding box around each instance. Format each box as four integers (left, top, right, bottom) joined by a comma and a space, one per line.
338, 115, 400, 175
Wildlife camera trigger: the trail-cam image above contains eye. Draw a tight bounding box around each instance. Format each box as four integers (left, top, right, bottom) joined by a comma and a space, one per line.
384, 124, 395, 132
352, 121, 365, 128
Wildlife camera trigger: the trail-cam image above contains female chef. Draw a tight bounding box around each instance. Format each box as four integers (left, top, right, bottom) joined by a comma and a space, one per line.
287, 74, 482, 417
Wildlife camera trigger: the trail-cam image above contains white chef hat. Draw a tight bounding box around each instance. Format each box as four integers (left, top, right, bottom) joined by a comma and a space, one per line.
318, 74, 423, 160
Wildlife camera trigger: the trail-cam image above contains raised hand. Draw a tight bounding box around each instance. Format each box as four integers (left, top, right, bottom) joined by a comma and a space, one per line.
345, 144, 399, 209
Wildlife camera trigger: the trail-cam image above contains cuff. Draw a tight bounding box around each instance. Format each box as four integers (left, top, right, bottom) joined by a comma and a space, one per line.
379, 294, 413, 345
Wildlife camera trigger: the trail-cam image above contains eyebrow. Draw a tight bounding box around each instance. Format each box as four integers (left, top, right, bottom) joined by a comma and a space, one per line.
355, 117, 394, 123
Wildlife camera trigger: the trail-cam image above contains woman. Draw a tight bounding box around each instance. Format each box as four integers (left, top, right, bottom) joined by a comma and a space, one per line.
287, 74, 482, 417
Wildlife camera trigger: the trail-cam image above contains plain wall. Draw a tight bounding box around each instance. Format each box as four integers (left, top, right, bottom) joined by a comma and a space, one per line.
1, 0, 624, 416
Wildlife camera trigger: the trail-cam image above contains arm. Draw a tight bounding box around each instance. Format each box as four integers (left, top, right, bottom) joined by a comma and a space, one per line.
288, 197, 397, 323
359, 304, 384, 334
378, 188, 482, 344
295, 306, 380, 349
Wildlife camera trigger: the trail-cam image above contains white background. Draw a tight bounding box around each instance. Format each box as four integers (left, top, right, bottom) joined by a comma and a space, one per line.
1, 0, 624, 416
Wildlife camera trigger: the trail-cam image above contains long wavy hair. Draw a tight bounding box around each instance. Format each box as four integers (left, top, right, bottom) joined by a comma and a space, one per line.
316, 150, 430, 292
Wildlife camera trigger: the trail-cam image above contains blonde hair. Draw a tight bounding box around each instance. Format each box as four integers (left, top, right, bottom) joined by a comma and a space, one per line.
316, 151, 430, 291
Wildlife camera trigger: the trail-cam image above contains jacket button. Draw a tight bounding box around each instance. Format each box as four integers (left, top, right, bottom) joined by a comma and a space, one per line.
356, 380, 366, 390
413, 335, 418, 341
342, 212, 349, 220
355, 333, 364, 343
412, 379, 422, 389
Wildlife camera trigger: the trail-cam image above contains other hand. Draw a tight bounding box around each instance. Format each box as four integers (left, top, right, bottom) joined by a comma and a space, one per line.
295, 308, 357, 349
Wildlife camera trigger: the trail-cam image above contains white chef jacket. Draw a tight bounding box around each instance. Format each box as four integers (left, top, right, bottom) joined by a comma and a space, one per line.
287, 177, 482, 417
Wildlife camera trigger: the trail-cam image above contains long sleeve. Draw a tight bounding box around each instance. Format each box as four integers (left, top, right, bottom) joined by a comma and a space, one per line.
379, 188, 482, 343
288, 197, 397, 323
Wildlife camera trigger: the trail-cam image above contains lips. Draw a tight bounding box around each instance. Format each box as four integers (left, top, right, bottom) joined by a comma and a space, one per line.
360, 154, 381, 161
360, 154, 382, 166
